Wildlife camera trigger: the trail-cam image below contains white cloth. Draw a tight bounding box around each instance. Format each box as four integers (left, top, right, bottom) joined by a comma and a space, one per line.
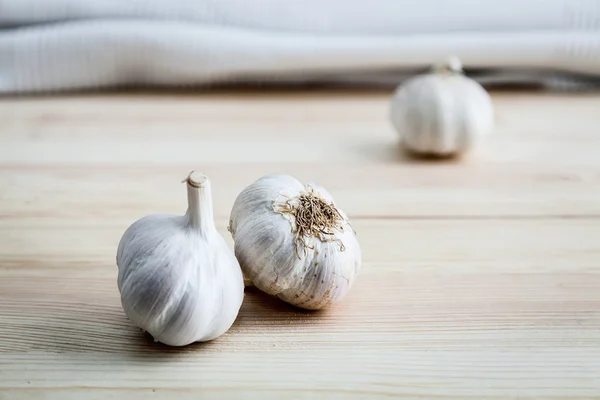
1, 0, 599, 93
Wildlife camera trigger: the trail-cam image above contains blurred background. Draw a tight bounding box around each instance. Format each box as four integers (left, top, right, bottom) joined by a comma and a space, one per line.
1, 0, 600, 93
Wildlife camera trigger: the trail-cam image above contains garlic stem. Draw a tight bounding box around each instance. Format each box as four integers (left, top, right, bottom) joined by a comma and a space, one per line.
433, 56, 463, 75
185, 171, 215, 233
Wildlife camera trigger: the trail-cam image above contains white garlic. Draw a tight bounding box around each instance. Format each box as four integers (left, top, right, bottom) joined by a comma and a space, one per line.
116, 172, 244, 346
228, 174, 361, 310
390, 57, 494, 156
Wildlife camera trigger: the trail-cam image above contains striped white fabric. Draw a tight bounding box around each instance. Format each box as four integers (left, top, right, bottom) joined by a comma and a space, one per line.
1, 0, 599, 93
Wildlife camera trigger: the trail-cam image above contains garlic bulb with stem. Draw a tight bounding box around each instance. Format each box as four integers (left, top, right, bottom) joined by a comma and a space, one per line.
228, 174, 361, 310
390, 56, 494, 156
116, 171, 244, 346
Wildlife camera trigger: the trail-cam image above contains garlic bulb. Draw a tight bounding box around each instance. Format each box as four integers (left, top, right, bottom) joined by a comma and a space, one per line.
390, 57, 494, 156
116, 172, 244, 346
228, 174, 361, 310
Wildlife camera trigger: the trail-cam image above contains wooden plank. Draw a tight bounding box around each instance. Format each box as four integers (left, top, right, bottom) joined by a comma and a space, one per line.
1, 350, 599, 399
0, 93, 599, 167
1, 219, 599, 398
1, 219, 599, 268
1, 165, 599, 223
1, 91, 600, 399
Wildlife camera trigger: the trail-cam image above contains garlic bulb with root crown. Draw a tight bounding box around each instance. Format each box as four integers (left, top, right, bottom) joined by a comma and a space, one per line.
390, 57, 494, 156
116, 171, 244, 346
228, 174, 361, 310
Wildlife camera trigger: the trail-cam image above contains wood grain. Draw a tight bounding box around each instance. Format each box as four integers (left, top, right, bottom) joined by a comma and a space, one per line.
0, 90, 599, 399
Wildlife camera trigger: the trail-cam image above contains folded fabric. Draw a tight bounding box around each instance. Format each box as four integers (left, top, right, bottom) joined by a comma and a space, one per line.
4, 0, 599, 33
1, 0, 599, 93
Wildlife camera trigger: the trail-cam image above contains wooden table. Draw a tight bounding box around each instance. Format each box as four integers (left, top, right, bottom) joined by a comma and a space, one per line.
1, 90, 599, 399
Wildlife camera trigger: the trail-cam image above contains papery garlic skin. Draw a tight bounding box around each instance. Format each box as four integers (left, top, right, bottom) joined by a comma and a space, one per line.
390, 57, 494, 156
229, 174, 361, 310
117, 172, 244, 346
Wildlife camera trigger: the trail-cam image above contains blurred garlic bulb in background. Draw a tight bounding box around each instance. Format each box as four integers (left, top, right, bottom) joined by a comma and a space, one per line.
229, 174, 361, 310
117, 172, 244, 346
390, 57, 494, 156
